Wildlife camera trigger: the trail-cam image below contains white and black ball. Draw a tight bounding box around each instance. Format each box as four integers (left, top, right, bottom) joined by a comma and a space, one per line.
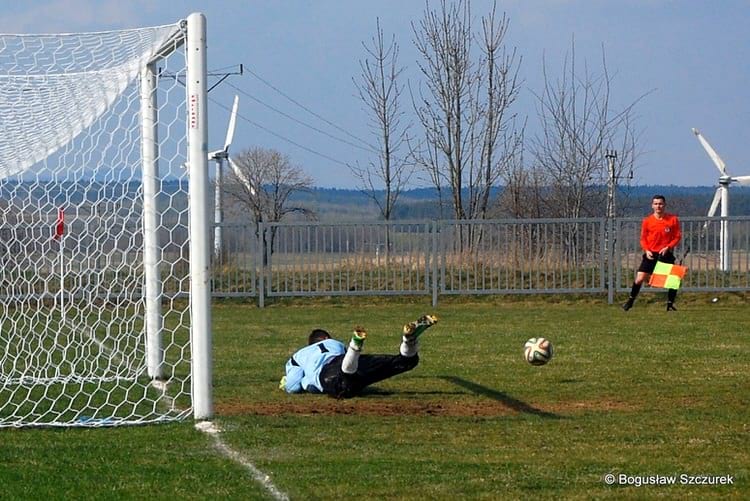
524, 337, 553, 366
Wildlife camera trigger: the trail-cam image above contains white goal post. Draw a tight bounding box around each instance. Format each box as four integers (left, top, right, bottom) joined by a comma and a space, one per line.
0, 13, 212, 427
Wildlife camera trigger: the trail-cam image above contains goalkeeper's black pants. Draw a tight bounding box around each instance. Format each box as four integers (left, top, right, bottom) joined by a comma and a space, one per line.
319, 354, 419, 399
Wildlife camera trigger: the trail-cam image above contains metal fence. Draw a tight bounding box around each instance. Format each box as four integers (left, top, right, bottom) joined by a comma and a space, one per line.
211, 216, 750, 306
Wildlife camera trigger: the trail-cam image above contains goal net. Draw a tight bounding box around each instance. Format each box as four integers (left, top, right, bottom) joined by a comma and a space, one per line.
0, 15, 212, 427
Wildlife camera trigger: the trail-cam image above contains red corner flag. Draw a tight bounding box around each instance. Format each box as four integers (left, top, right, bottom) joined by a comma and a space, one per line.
53, 207, 65, 240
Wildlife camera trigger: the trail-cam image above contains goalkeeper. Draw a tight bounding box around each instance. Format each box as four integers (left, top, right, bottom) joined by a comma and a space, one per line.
280, 315, 438, 398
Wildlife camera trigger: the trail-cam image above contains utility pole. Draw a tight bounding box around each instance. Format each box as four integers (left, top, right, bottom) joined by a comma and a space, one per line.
605, 150, 618, 221
605, 150, 618, 305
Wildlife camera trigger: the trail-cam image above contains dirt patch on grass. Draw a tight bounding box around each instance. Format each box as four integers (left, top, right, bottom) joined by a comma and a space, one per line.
216, 398, 639, 418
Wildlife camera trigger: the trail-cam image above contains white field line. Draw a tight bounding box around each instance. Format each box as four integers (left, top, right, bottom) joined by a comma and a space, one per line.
153, 382, 288, 500
150, 383, 287, 499
195, 420, 290, 501
68, 319, 173, 415
149, 380, 175, 411
64, 319, 123, 367
67, 321, 284, 497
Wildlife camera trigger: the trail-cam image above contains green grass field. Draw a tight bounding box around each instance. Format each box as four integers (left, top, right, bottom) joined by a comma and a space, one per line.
2, 293, 748, 500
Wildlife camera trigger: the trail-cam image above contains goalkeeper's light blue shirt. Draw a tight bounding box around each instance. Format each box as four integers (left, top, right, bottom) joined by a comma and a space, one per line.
284, 339, 345, 393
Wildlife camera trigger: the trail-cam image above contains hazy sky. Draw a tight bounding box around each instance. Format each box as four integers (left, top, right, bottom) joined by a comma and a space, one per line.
3, 0, 748, 188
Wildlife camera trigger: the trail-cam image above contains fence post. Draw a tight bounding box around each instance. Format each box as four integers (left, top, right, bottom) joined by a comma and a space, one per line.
614, 218, 623, 301
432, 221, 439, 307
258, 222, 265, 308
607, 217, 614, 304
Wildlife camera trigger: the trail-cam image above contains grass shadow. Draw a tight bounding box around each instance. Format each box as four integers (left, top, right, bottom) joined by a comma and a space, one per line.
439, 375, 562, 419
359, 386, 464, 397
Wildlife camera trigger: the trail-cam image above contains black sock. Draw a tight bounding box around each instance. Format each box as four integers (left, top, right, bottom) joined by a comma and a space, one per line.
667, 289, 677, 303
629, 283, 642, 300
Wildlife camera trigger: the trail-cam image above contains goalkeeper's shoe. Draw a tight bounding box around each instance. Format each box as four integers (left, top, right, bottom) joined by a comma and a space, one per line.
403, 314, 438, 340
350, 327, 367, 350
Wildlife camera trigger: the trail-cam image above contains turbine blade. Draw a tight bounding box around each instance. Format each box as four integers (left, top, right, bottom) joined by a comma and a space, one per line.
692, 128, 727, 176
703, 187, 722, 231
707, 187, 722, 218
223, 95, 239, 152
228, 157, 256, 196
731, 175, 750, 186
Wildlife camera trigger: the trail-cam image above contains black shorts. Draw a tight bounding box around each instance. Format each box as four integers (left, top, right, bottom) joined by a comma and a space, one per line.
318, 353, 419, 398
638, 251, 675, 274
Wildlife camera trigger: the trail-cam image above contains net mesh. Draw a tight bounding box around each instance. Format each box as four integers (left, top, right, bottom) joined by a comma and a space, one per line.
0, 22, 193, 427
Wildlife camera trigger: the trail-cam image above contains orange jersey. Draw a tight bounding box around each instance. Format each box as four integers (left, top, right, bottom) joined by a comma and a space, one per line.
640, 213, 681, 253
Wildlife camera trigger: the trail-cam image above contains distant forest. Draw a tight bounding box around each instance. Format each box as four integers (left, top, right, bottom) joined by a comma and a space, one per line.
4, 180, 747, 223
288, 185, 750, 222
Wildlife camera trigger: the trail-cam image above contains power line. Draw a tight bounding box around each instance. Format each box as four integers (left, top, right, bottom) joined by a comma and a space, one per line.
225, 81, 378, 155
208, 95, 350, 167
163, 64, 387, 167
212, 66, 417, 171
239, 64, 375, 151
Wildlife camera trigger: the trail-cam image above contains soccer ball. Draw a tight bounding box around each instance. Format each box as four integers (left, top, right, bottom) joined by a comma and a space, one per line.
524, 337, 553, 366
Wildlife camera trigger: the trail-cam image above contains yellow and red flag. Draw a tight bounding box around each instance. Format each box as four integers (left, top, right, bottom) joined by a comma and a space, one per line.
649, 261, 687, 289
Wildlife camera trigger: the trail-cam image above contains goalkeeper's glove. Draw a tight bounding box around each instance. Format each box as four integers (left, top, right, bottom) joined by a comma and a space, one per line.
278, 376, 287, 391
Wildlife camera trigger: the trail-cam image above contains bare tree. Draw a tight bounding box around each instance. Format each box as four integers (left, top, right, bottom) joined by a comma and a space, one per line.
529, 41, 643, 219
474, 7, 524, 221
411, 0, 523, 223
223, 147, 316, 261
495, 151, 547, 219
526, 41, 646, 264
353, 17, 413, 223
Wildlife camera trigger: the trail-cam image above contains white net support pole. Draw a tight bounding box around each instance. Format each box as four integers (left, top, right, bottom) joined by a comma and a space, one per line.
140, 62, 164, 380
186, 12, 213, 421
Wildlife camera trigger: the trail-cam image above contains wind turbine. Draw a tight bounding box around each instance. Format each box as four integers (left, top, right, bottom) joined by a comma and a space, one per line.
692, 128, 750, 271
209, 95, 239, 259
227, 156, 256, 198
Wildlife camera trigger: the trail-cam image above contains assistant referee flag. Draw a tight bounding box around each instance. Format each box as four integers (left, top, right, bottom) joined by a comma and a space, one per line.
648, 261, 687, 289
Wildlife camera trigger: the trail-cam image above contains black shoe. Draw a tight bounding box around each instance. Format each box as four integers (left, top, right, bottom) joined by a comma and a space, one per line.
622, 299, 634, 311
666, 303, 677, 311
